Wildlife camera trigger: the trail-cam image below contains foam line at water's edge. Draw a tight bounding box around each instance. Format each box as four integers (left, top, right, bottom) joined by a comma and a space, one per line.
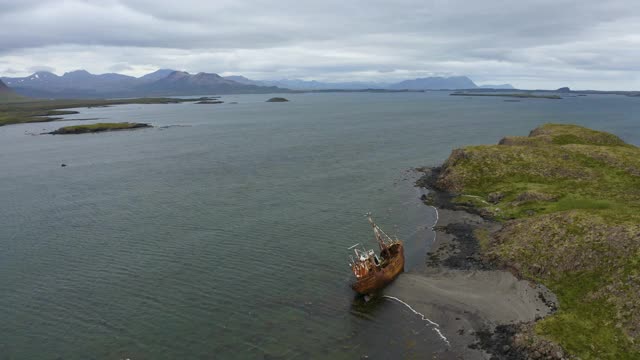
430, 205, 439, 243
430, 205, 439, 228
382, 295, 450, 346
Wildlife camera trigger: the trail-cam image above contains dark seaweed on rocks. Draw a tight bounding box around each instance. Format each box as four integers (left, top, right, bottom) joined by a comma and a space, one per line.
436, 222, 493, 270
472, 323, 567, 360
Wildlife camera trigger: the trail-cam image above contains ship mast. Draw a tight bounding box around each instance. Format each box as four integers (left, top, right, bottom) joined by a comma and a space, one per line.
368, 214, 393, 255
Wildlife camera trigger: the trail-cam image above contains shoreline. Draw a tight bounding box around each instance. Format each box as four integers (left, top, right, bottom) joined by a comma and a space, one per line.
380, 166, 563, 359
0, 97, 218, 127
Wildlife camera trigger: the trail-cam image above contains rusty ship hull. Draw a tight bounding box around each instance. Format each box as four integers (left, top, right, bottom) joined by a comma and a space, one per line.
351, 242, 404, 295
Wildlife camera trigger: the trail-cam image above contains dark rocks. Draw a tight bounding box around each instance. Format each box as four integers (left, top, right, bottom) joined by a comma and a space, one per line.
488, 192, 505, 204
419, 192, 436, 206
473, 324, 567, 360
436, 222, 494, 270
415, 167, 441, 189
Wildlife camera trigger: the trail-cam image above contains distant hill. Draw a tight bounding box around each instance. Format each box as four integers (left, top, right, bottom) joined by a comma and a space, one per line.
2, 70, 138, 97
135, 71, 286, 96
223, 76, 482, 90
388, 76, 477, 90
224, 75, 260, 85
0, 79, 10, 93
262, 79, 385, 90
138, 69, 176, 83
0, 79, 26, 102
5, 70, 137, 90
479, 84, 515, 89
222, 77, 381, 90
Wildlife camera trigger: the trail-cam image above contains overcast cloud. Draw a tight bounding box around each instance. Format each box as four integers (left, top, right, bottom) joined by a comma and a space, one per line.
1, 0, 639, 89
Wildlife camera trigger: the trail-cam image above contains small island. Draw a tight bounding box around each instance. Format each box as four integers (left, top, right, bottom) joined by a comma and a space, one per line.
266, 97, 289, 102
451, 92, 562, 99
195, 100, 224, 104
48, 122, 151, 135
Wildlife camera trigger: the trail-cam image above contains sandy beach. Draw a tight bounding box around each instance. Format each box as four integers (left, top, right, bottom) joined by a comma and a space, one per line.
385, 269, 556, 359
380, 174, 558, 359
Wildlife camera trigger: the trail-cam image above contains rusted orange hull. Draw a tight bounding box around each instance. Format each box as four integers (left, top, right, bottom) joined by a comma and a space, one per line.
351, 243, 404, 295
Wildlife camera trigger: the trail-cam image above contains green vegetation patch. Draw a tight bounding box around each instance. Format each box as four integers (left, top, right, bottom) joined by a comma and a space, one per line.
266, 97, 289, 102
50, 122, 151, 134
529, 124, 629, 147
435, 123, 640, 358
537, 272, 638, 360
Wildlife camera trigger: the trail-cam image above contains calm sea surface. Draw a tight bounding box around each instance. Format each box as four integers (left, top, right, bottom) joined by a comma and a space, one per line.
1, 92, 638, 359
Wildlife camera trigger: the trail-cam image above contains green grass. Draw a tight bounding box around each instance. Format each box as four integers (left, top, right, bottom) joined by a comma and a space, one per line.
474, 228, 492, 252
436, 124, 640, 358
0, 97, 213, 126
537, 273, 638, 360
554, 196, 614, 211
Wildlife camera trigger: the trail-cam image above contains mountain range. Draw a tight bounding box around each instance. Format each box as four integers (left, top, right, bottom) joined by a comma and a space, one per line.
1, 70, 287, 98
224, 75, 513, 91
1, 70, 513, 98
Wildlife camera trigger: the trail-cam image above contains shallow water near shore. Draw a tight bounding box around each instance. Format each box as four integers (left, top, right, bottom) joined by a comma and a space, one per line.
1, 92, 639, 359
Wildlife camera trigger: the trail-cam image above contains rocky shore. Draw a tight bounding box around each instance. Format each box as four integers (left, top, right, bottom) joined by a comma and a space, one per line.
407, 124, 640, 359
408, 166, 565, 359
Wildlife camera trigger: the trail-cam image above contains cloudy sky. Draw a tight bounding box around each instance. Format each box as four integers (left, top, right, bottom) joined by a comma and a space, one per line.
1, 0, 639, 90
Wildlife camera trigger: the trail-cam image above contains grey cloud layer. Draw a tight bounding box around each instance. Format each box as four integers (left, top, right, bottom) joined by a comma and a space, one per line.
1, 0, 639, 89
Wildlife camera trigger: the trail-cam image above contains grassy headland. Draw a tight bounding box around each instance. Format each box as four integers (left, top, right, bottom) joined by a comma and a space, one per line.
0, 97, 213, 127
430, 124, 640, 359
49, 122, 151, 134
